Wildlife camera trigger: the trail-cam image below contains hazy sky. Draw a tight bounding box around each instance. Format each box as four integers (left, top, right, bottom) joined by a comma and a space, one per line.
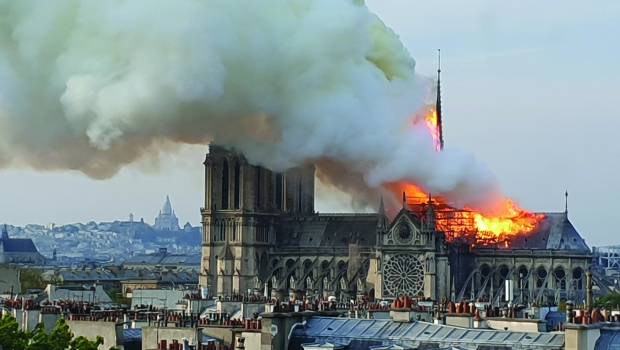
0, 1, 618, 246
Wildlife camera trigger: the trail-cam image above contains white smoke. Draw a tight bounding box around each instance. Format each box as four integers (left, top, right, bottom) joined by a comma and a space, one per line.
0, 0, 503, 211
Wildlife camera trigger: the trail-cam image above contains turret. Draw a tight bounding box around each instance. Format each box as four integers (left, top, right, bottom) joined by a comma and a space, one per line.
424, 194, 436, 232
376, 196, 387, 246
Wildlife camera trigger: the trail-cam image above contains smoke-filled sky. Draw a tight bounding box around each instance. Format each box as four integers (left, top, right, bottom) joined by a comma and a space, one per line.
0, 1, 618, 246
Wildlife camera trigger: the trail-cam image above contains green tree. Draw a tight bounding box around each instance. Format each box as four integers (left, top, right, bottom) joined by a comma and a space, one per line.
0, 314, 28, 350
594, 292, 620, 308
19, 268, 46, 292
0, 315, 107, 350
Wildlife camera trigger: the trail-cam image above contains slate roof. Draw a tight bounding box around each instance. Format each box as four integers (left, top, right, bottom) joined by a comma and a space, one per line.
120, 269, 199, 284
58, 269, 120, 282
48, 285, 113, 303
160, 254, 201, 266
2, 238, 38, 253
290, 317, 565, 350
276, 214, 379, 248
274, 211, 590, 254
506, 213, 590, 253
123, 252, 201, 267
595, 326, 620, 349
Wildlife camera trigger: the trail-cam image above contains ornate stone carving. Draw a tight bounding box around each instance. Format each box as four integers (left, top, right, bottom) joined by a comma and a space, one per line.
382, 254, 424, 297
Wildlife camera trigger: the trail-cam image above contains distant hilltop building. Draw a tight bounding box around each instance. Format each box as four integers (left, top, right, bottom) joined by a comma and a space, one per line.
0, 225, 45, 265
154, 196, 180, 231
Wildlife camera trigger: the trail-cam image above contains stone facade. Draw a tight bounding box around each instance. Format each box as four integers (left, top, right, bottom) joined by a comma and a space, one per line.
154, 196, 180, 231
199, 145, 591, 303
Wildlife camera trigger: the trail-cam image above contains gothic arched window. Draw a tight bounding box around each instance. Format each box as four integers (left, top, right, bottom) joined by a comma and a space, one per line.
275, 173, 283, 210
554, 267, 566, 290
222, 160, 229, 209
234, 162, 241, 209
298, 181, 303, 213
256, 168, 262, 209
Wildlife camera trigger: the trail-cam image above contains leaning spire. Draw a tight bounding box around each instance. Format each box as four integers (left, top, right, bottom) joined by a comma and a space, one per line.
436, 49, 444, 150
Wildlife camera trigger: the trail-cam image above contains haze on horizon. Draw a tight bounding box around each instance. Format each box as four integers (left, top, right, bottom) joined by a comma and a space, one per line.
0, 1, 618, 247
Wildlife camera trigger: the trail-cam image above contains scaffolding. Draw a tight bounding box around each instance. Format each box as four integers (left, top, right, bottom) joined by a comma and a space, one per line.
405, 195, 509, 247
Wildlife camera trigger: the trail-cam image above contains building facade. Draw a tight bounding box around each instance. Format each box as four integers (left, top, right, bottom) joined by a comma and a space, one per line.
154, 196, 181, 231
0, 225, 45, 265
199, 146, 591, 304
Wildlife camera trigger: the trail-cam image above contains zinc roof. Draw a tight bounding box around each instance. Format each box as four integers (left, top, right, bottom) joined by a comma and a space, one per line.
291, 317, 565, 350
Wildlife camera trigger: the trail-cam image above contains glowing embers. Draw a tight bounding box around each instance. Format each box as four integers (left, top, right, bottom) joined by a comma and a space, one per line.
385, 182, 544, 247
433, 201, 544, 247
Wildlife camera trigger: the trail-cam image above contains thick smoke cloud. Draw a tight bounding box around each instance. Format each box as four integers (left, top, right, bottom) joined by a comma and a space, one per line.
0, 0, 502, 211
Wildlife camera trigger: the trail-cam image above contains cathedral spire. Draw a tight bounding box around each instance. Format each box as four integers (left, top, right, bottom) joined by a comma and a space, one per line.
436, 49, 444, 151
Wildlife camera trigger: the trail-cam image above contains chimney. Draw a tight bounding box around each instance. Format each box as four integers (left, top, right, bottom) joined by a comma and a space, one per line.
235, 336, 245, 350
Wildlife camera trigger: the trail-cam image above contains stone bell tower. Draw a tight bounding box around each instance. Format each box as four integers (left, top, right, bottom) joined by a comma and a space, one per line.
199, 145, 315, 296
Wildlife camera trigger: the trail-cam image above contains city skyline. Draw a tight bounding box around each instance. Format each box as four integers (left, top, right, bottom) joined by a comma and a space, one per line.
0, 1, 618, 247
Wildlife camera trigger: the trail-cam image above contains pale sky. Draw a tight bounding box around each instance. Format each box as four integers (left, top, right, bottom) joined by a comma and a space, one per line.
0, 1, 618, 246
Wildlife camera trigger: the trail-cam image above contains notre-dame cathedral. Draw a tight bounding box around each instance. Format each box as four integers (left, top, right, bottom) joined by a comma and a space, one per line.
199, 145, 592, 304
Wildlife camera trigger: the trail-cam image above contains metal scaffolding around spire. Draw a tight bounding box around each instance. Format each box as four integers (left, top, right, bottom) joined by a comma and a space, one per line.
436, 49, 444, 150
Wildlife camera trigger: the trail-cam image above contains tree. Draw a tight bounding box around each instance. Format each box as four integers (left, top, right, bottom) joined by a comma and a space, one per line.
594, 292, 620, 308
0, 315, 107, 350
0, 314, 28, 350
19, 268, 46, 292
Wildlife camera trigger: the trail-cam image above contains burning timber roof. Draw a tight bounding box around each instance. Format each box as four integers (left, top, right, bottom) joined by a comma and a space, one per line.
289, 316, 565, 350
274, 212, 590, 253
505, 212, 590, 252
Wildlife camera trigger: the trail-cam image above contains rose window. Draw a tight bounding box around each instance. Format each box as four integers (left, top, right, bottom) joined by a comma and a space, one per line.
383, 254, 424, 297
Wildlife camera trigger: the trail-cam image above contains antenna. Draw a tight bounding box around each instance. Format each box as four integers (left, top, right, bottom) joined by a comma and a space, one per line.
565, 190, 569, 215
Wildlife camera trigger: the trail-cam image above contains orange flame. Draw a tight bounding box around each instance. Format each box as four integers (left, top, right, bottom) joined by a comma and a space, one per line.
386, 182, 543, 246
386, 107, 544, 247
412, 107, 441, 151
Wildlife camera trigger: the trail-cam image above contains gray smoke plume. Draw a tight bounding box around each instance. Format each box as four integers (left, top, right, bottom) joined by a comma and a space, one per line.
0, 0, 504, 212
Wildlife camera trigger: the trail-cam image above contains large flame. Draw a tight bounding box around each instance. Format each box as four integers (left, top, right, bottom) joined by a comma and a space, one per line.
422, 108, 441, 151
386, 108, 544, 247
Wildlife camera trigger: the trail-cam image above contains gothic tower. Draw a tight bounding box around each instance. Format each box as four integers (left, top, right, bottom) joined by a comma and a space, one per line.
199, 145, 315, 296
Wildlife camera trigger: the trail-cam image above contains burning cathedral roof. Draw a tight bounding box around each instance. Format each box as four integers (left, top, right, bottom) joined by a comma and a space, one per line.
273, 209, 590, 254
504, 212, 590, 253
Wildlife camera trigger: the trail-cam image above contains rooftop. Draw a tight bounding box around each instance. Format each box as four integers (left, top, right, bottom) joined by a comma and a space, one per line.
1, 225, 40, 253
290, 317, 565, 350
